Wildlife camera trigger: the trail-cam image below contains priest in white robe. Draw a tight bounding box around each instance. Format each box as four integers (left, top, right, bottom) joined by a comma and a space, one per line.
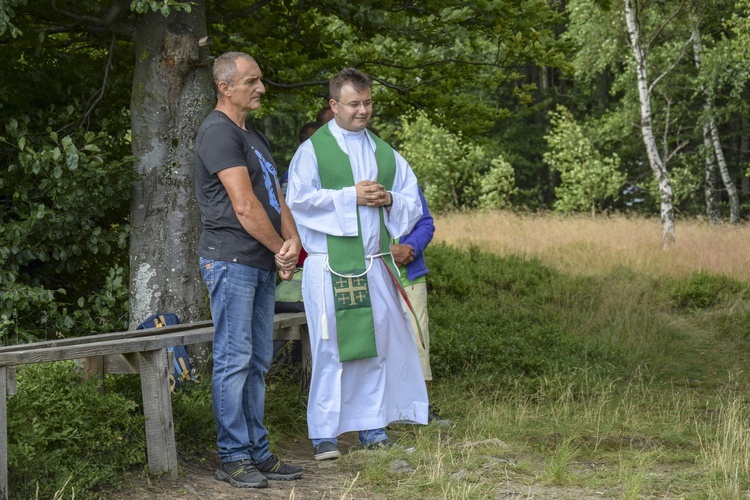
286, 67, 429, 460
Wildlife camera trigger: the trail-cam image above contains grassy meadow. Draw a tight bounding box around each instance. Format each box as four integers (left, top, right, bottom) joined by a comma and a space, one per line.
10, 211, 750, 498
434, 211, 750, 280
330, 212, 750, 499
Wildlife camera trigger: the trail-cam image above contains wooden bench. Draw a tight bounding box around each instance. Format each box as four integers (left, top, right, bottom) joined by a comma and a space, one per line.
0, 312, 309, 500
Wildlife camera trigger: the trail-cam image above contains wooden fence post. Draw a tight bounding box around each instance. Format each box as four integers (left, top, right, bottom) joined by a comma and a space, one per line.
1, 366, 8, 500
137, 349, 178, 478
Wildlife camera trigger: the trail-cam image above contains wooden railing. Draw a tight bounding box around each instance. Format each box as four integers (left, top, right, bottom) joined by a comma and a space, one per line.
0, 312, 309, 500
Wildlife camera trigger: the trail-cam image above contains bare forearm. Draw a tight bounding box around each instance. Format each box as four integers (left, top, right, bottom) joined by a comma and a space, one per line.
280, 203, 300, 243
236, 205, 284, 254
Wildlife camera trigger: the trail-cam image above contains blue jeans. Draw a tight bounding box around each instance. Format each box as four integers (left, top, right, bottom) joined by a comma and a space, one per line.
200, 258, 275, 463
312, 428, 388, 449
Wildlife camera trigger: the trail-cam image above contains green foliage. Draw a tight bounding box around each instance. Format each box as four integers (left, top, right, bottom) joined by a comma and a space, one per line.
643, 161, 703, 212
396, 112, 515, 211
563, 0, 750, 219
670, 272, 747, 311
171, 380, 217, 458
544, 105, 625, 214
425, 243, 712, 389
264, 358, 309, 442
7, 362, 146, 498
0, 2, 139, 342
0, 110, 136, 343
130, 0, 192, 16
478, 155, 517, 210
103, 373, 217, 462
700, 0, 750, 103
215, 0, 569, 168
0, 0, 25, 37
104, 373, 220, 461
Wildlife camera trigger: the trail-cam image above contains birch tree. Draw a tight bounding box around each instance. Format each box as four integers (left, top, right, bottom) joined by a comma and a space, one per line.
692, 21, 740, 224
693, 0, 750, 218
624, 0, 678, 248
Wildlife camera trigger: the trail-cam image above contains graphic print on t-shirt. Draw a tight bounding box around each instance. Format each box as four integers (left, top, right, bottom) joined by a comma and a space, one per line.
254, 148, 281, 214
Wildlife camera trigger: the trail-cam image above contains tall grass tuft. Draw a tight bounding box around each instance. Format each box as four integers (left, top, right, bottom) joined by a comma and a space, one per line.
540, 435, 580, 486
699, 398, 750, 498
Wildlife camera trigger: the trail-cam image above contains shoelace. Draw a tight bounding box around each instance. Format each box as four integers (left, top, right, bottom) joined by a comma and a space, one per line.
238, 459, 257, 472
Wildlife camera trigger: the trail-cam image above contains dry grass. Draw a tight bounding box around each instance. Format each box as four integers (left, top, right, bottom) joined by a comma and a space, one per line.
699, 398, 750, 498
434, 211, 750, 281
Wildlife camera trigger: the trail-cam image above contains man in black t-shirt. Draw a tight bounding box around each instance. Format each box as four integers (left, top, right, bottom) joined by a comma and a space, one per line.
194, 52, 302, 489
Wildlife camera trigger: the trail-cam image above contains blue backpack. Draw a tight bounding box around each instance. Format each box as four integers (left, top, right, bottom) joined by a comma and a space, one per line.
136, 313, 197, 391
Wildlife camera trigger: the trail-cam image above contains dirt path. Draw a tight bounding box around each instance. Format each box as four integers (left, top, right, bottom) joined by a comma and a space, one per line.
104, 434, 643, 499
106, 435, 383, 500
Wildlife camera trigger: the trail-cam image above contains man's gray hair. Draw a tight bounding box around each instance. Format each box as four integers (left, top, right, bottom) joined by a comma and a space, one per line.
213, 52, 255, 90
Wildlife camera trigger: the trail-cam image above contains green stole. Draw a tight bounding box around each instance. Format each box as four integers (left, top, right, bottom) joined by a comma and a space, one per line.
310, 124, 397, 362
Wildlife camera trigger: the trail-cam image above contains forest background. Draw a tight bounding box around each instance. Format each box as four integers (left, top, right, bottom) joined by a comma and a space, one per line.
2, 0, 750, 340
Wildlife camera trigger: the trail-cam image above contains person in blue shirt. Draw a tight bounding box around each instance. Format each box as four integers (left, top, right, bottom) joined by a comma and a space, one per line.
390, 187, 450, 425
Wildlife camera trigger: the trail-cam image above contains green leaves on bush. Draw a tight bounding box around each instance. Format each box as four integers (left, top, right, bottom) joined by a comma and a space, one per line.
670, 272, 747, 311
0, 0, 25, 37
426, 244, 750, 391
1, 110, 136, 343
7, 362, 146, 498
171, 380, 217, 458
543, 105, 625, 215
396, 112, 516, 211
129, 0, 192, 15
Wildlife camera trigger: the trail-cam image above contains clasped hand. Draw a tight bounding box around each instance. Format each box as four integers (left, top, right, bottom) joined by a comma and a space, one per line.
276, 238, 301, 281
390, 243, 415, 266
355, 180, 390, 207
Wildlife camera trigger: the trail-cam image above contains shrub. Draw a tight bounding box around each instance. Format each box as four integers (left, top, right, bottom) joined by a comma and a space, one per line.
0, 108, 136, 344
7, 362, 146, 498
427, 244, 600, 382
543, 105, 625, 215
396, 112, 515, 211
172, 379, 217, 459
670, 272, 747, 311
105, 373, 219, 461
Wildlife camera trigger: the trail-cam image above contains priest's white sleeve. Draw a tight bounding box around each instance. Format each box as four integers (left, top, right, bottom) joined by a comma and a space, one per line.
384, 150, 423, 239
286, 142, 359, 238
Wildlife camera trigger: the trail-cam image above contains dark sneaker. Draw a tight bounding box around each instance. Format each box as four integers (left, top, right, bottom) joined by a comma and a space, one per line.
428, 404, 453, 427
364, 439, 416, 453
255, 454, 304, 480
215, 459, 268, 488
314, 441, 341, 461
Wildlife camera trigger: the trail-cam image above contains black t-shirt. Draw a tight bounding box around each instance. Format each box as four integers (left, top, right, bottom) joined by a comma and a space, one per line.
194, 110, 282, 270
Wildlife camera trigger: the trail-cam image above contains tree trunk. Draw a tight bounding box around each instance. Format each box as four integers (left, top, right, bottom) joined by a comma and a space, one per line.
692, 22, 740, 224
709, 119, 740, 223
741, 130, 749, 198
692, 23, 720, 223
129, 1, 214, 329
624, 0, 675, 248
702, 127, 721, 223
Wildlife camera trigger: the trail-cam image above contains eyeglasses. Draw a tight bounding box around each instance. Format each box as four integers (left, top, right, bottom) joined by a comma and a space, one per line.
335, 99, 373, 109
